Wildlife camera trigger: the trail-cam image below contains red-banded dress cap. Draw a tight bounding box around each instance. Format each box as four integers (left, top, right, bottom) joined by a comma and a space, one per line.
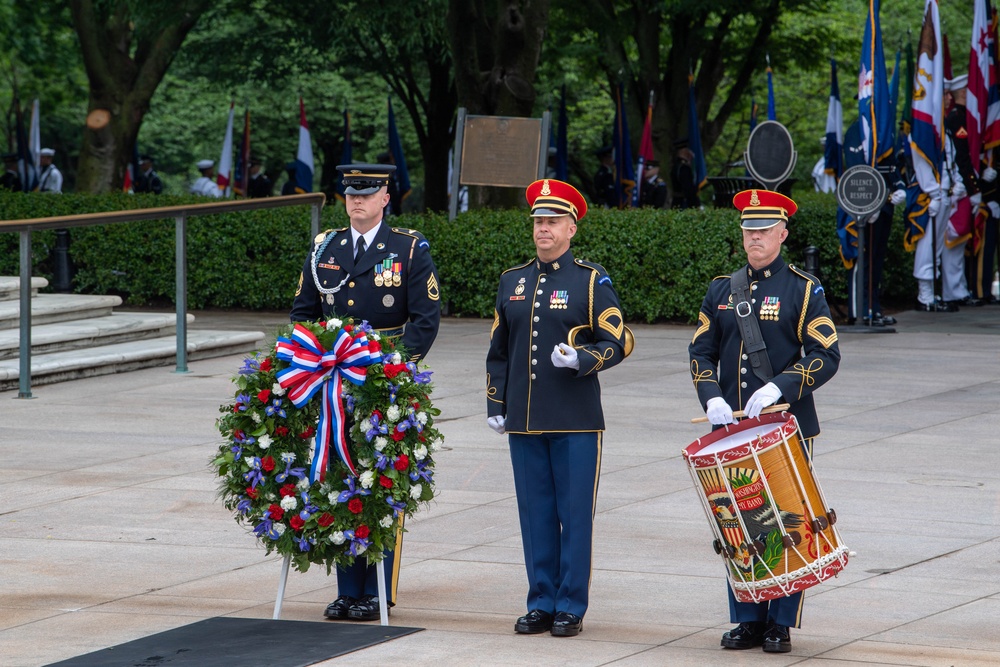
732, 189, 798, 229
525, 179, 588, 222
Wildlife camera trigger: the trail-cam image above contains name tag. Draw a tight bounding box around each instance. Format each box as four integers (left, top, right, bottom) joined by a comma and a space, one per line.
318, 263, 340, 270
509, 296, 525, 301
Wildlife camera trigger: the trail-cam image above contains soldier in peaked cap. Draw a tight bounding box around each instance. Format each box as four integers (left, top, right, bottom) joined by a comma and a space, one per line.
291, 163, 441, 622
1, 152, 21, 192
134, 154, 163, 195
486, 179, 628, 638
688, 189, 840, 654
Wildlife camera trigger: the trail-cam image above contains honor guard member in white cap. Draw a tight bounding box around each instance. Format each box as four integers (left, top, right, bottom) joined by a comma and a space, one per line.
38, 148, 63, 193
689, 189, 841, 653
291, 162, 441, 622
190, 159, 222, 197
486, 179, 628, 638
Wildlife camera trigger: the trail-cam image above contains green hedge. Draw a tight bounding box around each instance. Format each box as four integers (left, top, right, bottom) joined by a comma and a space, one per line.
1, 190, 915, 322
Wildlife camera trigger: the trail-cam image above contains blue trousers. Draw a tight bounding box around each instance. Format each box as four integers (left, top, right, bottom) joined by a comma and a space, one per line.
508, 431, 602, 618
335, 516, 404, 604
727, 436, 814, 629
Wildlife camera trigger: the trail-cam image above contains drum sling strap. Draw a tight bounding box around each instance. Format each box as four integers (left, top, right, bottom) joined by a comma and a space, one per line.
730, 267, 774, 383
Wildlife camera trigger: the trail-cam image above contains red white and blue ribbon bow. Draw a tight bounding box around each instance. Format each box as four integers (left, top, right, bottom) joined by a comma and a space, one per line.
275, 324, 382, 482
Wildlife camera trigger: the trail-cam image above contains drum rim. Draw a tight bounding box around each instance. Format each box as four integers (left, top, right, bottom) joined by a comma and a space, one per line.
683, 412, 797, 466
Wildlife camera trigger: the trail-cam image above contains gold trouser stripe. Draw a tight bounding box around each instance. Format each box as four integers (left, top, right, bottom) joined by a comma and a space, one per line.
587, 432, 603, 592
391, 514, 405, 601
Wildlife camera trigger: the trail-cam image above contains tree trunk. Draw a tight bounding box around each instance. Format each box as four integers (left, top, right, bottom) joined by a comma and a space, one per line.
69, 0, 210, 193
448, 0, 551, 210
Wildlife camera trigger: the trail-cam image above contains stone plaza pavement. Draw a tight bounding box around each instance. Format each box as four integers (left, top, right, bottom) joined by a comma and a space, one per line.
2, 306, 999, 667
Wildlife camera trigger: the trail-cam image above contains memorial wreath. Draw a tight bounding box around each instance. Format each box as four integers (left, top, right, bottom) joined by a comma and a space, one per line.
213, 317, 441, 573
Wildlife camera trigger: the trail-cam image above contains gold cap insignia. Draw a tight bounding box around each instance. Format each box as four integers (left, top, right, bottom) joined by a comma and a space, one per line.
540, 180, 551, 196
749, 190, 760, 207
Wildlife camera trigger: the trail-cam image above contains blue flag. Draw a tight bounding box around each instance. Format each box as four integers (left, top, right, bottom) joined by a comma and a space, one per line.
889, 47, 901, 149
555, 85, 569, 181
612, 83, 635, 208
14, 99, 38, 191
767, 66, 777, 121
859, 0, 894, 165
334, 109, 352, 203
387, 97, 411, 200
825, 59, 844, 179
687, 76, 708, 191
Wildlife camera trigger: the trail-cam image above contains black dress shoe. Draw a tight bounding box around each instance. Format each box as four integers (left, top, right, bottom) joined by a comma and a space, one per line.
550, 611, 583, 637
763, 623, 792, 653
875, 313, 897, 325
721, 621, 765, 649
323, 595, 356, 620
958, 296, 985, 307
347, 594, 386, 621
514, 609, 554, 634
915, 300, 959, 312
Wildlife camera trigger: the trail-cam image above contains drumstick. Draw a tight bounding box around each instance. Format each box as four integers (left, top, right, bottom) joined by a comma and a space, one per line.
690, 403, 791, 424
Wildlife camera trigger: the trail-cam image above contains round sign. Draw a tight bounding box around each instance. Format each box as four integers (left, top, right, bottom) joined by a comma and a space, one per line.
744, 121, 797, 188
836, 165, 887, 218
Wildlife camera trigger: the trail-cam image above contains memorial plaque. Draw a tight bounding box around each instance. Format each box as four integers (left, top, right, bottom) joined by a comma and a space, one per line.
836, 164, 887, 218
745, 120, 797, 189
459, 116, 543, 188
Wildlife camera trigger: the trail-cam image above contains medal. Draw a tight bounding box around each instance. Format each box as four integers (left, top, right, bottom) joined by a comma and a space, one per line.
392, 273, 402, 287
374, 274, 384, 287
550, 290, 568, 309
382, 294, 395, 307
325, 293, 335, 305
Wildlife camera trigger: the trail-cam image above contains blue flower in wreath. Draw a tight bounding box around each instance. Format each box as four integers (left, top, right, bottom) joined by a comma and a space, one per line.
237, 358, 260, 376
345, 394, 355, 413
295, 536, 311, 552
230, 445, 243, 461
235, 393, 252, 411
237, 497, 253, 515
335, 476, 372, 503
410, 461, 433, 484
244, 456, 264, 488
407, 362, 433, 385
365, 414, 388, 442
253, 518, 280, 540
374, 451, 390, 471
265, 398, 287, 418
386, 497, 407, 517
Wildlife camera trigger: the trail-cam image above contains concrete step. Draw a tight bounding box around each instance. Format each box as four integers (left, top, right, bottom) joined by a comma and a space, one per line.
0, 330, 265, 391
0, 293, 123, 330
0, 276, 49, 301
0, 312, 194, 360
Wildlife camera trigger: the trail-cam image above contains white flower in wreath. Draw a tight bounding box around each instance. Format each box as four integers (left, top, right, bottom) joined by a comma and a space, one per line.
359, 470, 375, 489
327, 492, 339, 505
251, 412, 262, 424
355, 543, 367, 555
358, 457, 372, 469
391, 352, 402, 365
430, 439, 442, 453
379, 515, 394, 528
386, 405, 401, 422
258, 434, 272, 450
266, 492, 277, 501
271, 383, 285, 397
280, 495, 298, 511
369, 331, 381, 341
326, 318, 343, 330
330, 531, 346, 545
410, 483, 423, 500
374, 436, 388, 452
413, 444, 428, 461
416, 412, 427, 425
296, 477, 310, 491
273, 523, 286, 536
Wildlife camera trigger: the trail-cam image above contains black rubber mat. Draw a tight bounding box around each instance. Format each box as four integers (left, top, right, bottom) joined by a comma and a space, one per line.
45, 616, 423, 667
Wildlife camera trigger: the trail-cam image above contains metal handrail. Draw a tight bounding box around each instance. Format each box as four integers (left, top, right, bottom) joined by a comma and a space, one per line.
2, 193, 327, 398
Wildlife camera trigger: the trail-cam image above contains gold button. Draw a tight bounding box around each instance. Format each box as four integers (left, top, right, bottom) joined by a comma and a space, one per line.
349, 281, 355, 288
348, 299, 355, 306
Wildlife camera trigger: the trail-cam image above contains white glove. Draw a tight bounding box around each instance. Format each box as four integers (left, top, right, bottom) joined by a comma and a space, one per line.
744, 382, 782, 419
889, 189, 906, 206
928, 196, 941, 217
988, 201, 1000, 218
984, 166, 998, 182
971, 192, 982, 207
868, 212, 881, 223
551, 343, 580, 370
706, 397, 734, 425
952, 182, 967, 200
487, 415, 506, 434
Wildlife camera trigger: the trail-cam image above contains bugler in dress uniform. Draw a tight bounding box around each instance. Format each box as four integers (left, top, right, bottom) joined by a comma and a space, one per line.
689, 189, 841, 653
487, 178, 628, 637
291, 163, 441, 622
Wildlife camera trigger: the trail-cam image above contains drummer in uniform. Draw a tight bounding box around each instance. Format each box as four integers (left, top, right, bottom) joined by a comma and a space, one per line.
688, 189, 841, 653
486, 179, 627, 637
290, 162, 441, 620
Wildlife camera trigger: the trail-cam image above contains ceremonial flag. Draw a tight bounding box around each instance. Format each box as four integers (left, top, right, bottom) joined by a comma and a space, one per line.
234, 108, 251, 197
217, 101, 235, 197
554, 84, 569, 181
687, 75, 708, 191
123, 142, 140, 193
294, 96, 314, 194
334, 108, 352, 202
968, 0, 1000, 170
387, 96, 411, 200
859, 0, 894, 166
28, 99, 40, 181
825, 59, 844, 181
612, 82, 635, 208
910, 0, 943, 186
889, 48, 901, 147
767, 61, 777, 121
14, 99, 37, 192
632, 90, 655, 207
943, 33, 953, 79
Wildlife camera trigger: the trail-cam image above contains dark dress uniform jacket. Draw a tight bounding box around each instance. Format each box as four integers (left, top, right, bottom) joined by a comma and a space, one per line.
688, 256, 841, 438
487, 249, 626, 433
290, 223, 441, 361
